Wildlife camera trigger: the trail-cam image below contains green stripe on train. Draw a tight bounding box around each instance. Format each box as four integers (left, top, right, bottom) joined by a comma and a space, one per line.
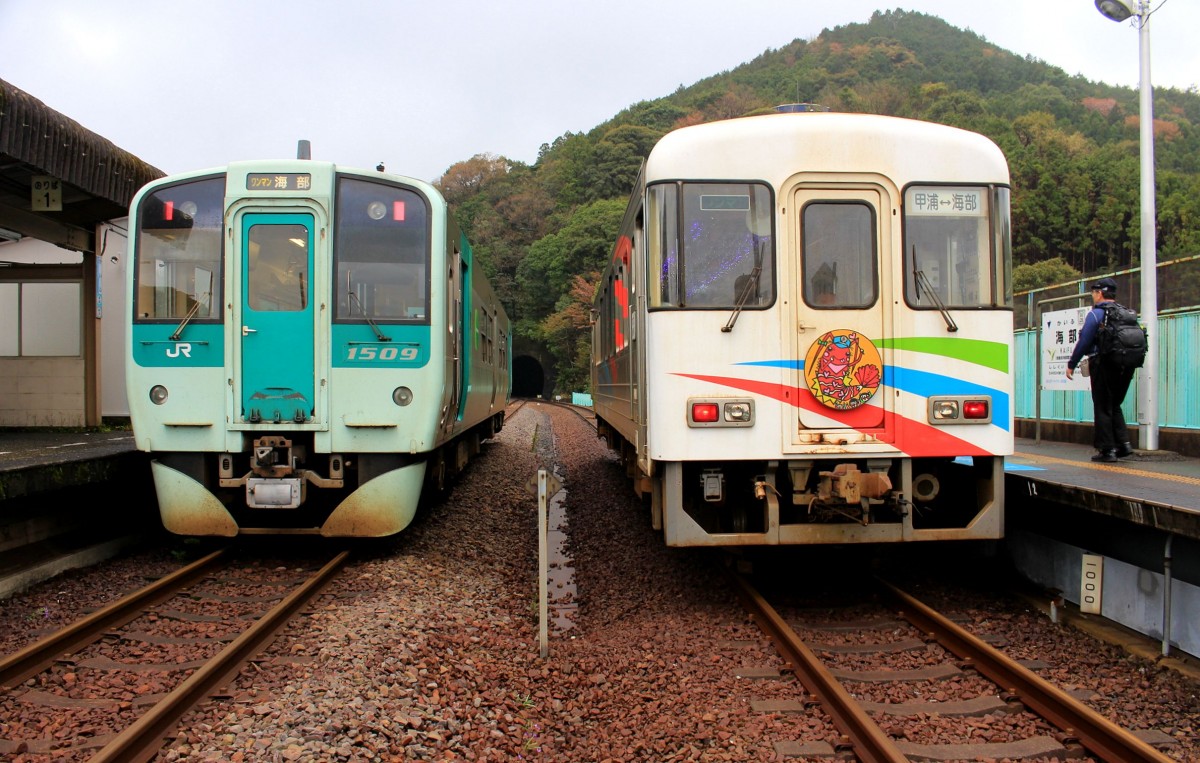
878, 337, 1008, 373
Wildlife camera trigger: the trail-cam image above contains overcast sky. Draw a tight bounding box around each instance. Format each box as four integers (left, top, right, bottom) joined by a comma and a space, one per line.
1, 1, 1196, 184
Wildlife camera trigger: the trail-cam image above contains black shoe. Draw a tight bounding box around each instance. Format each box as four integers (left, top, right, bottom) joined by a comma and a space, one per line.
1091, 450, 1118, 463
1115, 443, 1134, 458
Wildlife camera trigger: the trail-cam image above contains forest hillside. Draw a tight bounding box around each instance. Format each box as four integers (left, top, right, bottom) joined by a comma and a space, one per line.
433, 8, 1200, 394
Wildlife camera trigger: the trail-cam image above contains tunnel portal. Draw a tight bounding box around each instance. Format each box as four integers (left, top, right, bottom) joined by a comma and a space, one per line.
511, 355, 547, 398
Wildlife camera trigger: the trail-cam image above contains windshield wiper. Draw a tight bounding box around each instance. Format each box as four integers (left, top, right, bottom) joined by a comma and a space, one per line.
347, 289, 391, 342
170, 294, 208, 341
912, 246, 958, 333
722, 240, 766, 333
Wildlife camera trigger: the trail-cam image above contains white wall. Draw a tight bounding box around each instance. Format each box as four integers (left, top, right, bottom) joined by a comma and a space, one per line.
0, 220, 130, 424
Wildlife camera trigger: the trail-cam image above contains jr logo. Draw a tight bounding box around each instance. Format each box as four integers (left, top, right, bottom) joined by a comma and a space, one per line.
166, 343, 193, 358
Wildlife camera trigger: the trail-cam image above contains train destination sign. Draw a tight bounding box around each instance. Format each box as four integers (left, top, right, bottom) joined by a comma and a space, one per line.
246, 173, 312, 191
907, 187, 985, 216
700, 194, 751, 211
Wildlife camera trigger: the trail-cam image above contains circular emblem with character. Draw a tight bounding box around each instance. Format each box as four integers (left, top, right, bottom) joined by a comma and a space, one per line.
804, 330, 883, 410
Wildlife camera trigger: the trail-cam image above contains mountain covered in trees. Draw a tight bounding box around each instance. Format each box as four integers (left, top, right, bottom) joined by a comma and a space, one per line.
433, 8, 1200, 394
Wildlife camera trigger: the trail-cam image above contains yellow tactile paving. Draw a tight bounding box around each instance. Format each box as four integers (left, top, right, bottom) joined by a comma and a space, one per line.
1013, 451, 1200, 487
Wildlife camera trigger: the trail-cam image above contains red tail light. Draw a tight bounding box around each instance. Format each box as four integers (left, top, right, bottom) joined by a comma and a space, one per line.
691, 403, 719, 423
963, 400, 989, 419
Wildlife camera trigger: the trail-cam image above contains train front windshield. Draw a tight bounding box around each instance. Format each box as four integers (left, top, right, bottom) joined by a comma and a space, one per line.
903, 185, 1010, 308
334, 177, 430, 323
133, 176, 225, 321
647, 182, 775, 309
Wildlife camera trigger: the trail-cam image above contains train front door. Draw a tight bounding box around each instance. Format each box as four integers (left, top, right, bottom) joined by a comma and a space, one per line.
789, 186, 893, 444
239, 213, 316, 423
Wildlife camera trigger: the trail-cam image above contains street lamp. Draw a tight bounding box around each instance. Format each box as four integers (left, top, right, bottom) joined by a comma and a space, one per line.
1094, 0, 1159, 451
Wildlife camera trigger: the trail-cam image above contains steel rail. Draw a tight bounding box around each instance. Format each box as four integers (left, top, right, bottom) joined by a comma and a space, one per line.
0, 548, 227, 690
526, 398, 597, 431
878, 578, 1175, 763
728, 569, 909, 763
87, 550, 350, 763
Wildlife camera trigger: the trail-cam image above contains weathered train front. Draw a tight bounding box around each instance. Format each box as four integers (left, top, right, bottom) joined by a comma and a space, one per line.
126, 161, 477, 537
593, 114, 1014, 546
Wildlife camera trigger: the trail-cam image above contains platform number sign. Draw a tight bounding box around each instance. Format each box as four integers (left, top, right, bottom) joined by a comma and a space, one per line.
32, 176, 62, 212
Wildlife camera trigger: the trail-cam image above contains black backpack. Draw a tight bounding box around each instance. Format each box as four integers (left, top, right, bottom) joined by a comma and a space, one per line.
1097, 302, 1148, 370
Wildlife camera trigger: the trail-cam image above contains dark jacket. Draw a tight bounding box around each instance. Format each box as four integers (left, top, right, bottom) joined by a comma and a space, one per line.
1067, 301, 1113, 371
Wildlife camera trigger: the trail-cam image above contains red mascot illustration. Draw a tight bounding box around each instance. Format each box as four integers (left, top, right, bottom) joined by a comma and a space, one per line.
804, 330, 883, 410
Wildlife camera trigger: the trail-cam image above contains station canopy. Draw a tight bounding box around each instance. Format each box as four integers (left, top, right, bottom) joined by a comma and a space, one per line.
0, 78, 164, 254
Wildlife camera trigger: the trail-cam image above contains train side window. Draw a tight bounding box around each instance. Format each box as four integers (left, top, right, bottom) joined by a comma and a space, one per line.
903, 185, 997, 309
647, 184, 679, 307
334, 177, 431, 323
801, 201, 878, 309
133, 176, 225, 322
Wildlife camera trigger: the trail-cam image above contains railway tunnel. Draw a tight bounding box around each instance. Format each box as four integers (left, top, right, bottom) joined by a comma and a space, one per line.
511, 355, 548, 398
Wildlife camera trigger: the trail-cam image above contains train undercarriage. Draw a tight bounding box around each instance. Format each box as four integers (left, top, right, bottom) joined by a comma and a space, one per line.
603, 431, 1003, 546
150, 414, 504, 537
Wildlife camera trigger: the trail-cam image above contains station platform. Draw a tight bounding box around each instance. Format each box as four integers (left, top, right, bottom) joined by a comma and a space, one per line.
0, 428, 144, 502
1006, 436, 1200, 541
0, 429, 152, 599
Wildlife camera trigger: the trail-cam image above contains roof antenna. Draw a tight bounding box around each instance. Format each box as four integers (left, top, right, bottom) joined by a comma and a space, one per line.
297, 140, 311, 160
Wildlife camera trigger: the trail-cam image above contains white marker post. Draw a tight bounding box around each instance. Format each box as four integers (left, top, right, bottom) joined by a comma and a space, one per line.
538, 469, 549, 658
1081, 554, 1104, 615
530, 467, 562, 659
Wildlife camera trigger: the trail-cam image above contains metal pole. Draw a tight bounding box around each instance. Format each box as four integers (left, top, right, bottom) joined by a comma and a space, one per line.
1137, 1, 1160, 450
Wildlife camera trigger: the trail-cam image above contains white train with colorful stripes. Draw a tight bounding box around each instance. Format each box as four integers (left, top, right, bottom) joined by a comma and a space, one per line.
592, 108, 1012, 546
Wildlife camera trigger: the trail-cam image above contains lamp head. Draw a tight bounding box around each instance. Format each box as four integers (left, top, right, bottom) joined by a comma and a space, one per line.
1096, 0, 1134, 22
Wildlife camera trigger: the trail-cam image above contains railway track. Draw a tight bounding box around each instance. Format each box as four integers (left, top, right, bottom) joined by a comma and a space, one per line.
0, 547, 347, 762
730, 569, 1176, 763
509, 397, 596, 431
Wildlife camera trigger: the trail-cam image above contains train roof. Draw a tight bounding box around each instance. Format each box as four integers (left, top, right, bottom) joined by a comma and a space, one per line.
646, 112, 1010, 186
131, 159, 443, 203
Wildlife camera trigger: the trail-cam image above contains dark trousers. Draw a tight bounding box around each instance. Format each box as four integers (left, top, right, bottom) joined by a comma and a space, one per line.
1089, 356, 1136, 451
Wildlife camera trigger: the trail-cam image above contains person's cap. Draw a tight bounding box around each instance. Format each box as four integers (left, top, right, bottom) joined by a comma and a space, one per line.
1091, 277, 1117, 293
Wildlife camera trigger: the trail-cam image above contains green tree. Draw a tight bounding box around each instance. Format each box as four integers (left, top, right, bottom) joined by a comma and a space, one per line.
1012, 257, 1081, 292
539, 273, 600, 395
515, 199, 625, 332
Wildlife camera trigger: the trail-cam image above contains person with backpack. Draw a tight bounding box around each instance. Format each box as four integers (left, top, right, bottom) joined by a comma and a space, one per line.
1065, 277, 1145, 462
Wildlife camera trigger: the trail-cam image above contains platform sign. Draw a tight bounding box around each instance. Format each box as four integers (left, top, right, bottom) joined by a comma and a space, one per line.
1042, 306, 1090, 391
32, 176, 62, 211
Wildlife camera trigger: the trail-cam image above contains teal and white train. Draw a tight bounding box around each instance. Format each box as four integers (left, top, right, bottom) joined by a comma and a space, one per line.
592, 109, 1013, 546
126, 156, 510, 537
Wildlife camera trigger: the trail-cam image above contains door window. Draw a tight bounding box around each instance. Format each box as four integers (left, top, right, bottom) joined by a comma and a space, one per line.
248, 224, 309, 311
801, 202, 878, 309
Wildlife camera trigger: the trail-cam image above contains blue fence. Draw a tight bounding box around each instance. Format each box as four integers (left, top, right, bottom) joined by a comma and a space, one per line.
1014, 259, 1200, 433
1015, 312, 1200, 428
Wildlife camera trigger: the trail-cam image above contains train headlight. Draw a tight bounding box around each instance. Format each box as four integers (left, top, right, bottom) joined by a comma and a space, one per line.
149, 385, 169, 405
367, 201, 388, 220
392, 386, 413, 406
724, 402, 752, 422
931, 400, 959, 420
